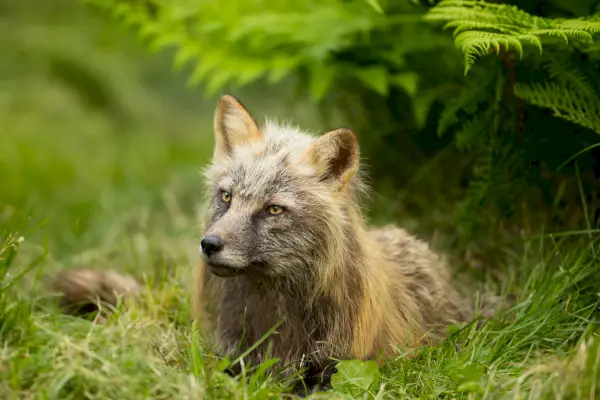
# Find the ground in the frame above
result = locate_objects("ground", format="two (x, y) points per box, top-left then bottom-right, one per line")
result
(1, 2), (599, 399)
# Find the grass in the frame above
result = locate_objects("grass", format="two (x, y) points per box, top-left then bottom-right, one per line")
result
(2, 1), (600, 399)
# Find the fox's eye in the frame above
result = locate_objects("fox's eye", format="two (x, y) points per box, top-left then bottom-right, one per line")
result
(221, 190), (232, 203)
(267, 205), (284, 215)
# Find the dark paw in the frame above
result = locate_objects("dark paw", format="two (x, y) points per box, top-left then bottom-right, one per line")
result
(224, 362), (242, 377)
(291, 364), (336, 397)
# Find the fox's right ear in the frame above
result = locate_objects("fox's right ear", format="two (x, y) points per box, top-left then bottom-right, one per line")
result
(213, 94), (262, 162)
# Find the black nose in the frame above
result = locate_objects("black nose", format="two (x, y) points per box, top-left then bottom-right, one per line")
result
(201, 235), (224, 257)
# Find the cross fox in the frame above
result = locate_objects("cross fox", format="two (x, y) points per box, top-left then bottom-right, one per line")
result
(52, 94), (475, 394)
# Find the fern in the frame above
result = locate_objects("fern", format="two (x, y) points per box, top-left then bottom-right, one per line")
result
(437, 70), (495, 136)
(78, 0), (600, 246)
(83, 0), (392, 97)
(542, 54), (597, 100)
(454, 107), (494, 151)
(455, 139), (494, 239)
(514, 81), (600, 134)
(425, 0), (600, 74)
(428, 1), (600, 135)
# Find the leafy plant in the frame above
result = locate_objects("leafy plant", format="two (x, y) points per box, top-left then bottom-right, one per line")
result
(330, 359), (381, 397)
(425, 0), (600, 74)
(83, 0), (385, 98)
(420, 0), (600, 243)
(80, 0), (600, 253)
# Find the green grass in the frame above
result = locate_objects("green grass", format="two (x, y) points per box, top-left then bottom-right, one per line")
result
(2, 1), (600, 399)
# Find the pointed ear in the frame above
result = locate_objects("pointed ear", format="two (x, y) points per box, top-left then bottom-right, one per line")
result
(213, 94), (262, 161)
(304, 128), (360, 190)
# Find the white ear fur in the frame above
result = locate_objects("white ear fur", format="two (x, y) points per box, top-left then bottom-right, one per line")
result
(213, 94), (262, 162)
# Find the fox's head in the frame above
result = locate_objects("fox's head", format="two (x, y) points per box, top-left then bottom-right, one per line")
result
(200, 95), (365, 279)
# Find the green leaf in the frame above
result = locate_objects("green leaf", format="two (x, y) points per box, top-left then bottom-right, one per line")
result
(308, 63), (337, 101)
(173, 43), (198, 71)
(363, 0), (383, 14)
(457, 380), (485, 394)
(514, 81), (600, 134)
(331, 359), (380, 396)
(452, 362), (486, 383)
(216, 356), (231, 372)
(350, 67), (389, 96)
(413, 90), (438, 129)
(451, 362), (487, 394)
(425, 0), (600, 73)
(391, 71), (419, 97)
(452, 363), (485, 394)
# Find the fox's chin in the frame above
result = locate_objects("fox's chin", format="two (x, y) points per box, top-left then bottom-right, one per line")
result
(207, 262), (245, 278)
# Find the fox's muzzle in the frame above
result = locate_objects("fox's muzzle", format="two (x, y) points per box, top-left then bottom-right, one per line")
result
(200, 235), (224, 257)
(199, 233), (248, 277)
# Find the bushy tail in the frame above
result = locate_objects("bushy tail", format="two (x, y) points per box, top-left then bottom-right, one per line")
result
(50, 268), (143, 316)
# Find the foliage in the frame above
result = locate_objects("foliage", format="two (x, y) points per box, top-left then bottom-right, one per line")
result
(513, 59), (600, 134)
(83, 0), (383, 97)
(81, 0), (457, 125)
(330, 359), (381, 397)
(78, 0), (600, 252)
(425, 0), (600, 74)
(420, 1), (600, 242)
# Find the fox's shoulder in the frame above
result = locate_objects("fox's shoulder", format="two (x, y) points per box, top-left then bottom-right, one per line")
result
(369, 224), (453, 285)
(370, 225), (437, 261)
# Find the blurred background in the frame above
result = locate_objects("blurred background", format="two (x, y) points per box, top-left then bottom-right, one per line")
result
(2, 0), (600, 286)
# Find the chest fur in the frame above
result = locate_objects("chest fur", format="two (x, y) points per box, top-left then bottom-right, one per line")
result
(215, 278), (328, 366)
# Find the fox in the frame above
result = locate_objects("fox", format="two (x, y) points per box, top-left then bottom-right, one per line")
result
(51, 94), (478, 394)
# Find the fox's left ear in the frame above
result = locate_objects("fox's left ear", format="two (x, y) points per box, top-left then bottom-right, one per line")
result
(213, 94), (262, 162)
(304, 128), (360, 191)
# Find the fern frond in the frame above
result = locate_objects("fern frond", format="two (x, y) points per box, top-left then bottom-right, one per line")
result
(82, 0), (388, 96)
(542, 55), (597, 100)
(455, 140), (494, 238)
(445, 20), (522, 36)
(426, 2), (540, 28)
(454, 31), (538, 72)
(425, 0), (600, 74)
(437, 71), (496, 135)
(454, 108), (494, 151)
(556, 18), (600, 35)
(514, 82), (600, 134)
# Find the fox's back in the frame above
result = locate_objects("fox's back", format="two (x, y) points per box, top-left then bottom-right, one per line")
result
(370, 225), (471, 343)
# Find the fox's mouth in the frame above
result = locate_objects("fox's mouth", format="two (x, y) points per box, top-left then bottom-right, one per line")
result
(207, 262), (244, 278)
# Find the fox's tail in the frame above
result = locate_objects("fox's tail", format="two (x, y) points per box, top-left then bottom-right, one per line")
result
(50, 268), (143, 316)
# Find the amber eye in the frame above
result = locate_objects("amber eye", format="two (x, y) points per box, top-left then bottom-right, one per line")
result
(221, 190), (232, 203)
(267, 205), (283, 215)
